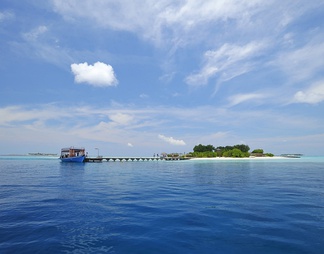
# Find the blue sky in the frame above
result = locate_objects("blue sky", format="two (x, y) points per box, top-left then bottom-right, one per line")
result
(1, 0), (324, 156)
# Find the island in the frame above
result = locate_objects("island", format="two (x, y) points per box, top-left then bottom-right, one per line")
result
(166, 144), (274, 159)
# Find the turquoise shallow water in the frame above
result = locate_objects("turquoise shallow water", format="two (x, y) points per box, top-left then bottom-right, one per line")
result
(0, 156), (324, 253)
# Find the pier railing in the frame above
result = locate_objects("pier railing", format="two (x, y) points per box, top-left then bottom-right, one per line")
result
(84, 156), (190, 162)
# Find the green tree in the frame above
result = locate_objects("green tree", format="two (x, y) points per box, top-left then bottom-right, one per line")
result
(234, 144), (250, 153)
(205, 144), (215, 152)
(192, 144), (251, 158)
(232, 148), (243, 157)
(252, 149), (264, 154)
(193, 144), (215, 153)
(222, 150), (231, 157)
(193, 144), (204, 152)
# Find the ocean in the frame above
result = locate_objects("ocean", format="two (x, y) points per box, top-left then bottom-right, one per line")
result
(0, 156), (324, 253)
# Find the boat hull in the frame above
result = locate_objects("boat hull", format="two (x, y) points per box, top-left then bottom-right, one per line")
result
(60, 155), (85, 163)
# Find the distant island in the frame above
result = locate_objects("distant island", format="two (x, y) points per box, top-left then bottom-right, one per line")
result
(167, 144), (274, 158)
(28, 153), (58, 156)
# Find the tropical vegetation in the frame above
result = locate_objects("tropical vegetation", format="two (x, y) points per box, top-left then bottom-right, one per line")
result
(186, 144), (274, 158)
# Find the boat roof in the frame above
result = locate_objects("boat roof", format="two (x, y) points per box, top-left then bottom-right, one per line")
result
(61, 147), (85, 152)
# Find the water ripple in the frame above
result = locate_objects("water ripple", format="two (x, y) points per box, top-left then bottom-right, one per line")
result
(1, 158), (324, 253)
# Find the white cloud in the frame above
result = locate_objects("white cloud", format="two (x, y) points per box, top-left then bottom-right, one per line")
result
(54, 0), (304, 49)
(71, 62), (118, 87)
(158, 134), (186, 146)
(0, 10), (14, 22)
(0, 105), (70, 126)
(127, 143), (134, 147)
(22, 26), (48, 41)
(140, 93), (149, 99)
(1, 103), (323, 155)
(109, 113), (133, 125)
(12, 25), (74, 67)
(50, 0), (322, 90)
(228, 93), (266, 106)
(275, 41), (324, 83)
(293, 81), (324, 104)
(52, 0), (168, 44)
(51, 1), (316, 51)
(51, 0), (274, 47)
(185, 41), (268, 87)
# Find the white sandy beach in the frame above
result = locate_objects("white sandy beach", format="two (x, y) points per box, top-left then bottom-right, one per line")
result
(190, 156), (286, 160)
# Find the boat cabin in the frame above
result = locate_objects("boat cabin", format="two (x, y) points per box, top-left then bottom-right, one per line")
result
(60, 147), (85, 158)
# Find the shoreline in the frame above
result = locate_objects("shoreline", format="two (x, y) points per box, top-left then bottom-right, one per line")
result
(190, 156), (286, 160)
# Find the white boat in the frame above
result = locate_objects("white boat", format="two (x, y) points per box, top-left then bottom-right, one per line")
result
(281, 154), (302, 158)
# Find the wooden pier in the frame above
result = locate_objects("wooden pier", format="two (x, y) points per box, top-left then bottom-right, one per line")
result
(84, 156), (190, 162)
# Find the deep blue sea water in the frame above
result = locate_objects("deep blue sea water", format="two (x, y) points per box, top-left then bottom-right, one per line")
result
(1, 156), (324, 254)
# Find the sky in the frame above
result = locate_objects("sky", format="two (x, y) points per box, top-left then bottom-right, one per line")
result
(1, 0), (324, 156)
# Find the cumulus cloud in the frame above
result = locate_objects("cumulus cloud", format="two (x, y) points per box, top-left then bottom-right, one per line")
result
(293, 81), (324, 104)
(158, 134), (186, 146)
(71, 62), (118, 87)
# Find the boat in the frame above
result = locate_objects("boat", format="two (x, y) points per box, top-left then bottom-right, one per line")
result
(60, 147), (86, 162)
(280, 154), (303, 158)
